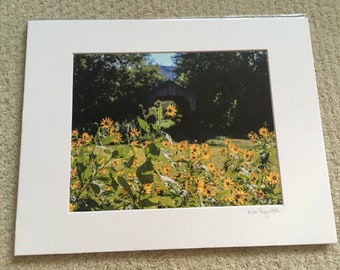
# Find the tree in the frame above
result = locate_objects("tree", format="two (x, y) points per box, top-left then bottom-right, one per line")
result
(174, 51), (273, 137)
(72, 54), (164, 132)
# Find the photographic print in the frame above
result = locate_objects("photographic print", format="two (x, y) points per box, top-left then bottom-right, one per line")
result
(15, 17), (336, 255)
(70, 51), (282, 212)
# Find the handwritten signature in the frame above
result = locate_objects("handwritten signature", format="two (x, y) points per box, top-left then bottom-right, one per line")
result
(247, 207), (281, 219)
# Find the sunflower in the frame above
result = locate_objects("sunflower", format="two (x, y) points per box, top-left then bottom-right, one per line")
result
(98, 168), (108, 175)
(162, 140), (170, 148)
(196, 178), (204, 194)
(259, 127), (269, 137)
(143, 183), (153, 194)
(70, 167), (77, 178)
(153, 185), (162, 195)
(130, 141), (139, 147)
(257, 189), (265, 199)
(165, 104), (177, 117)
(223, 177), (234, 189)
(247, 132), (257, 143)
(243, 150), (255, 161)
(190, 154), (198, 162)
(100, 117), (113, 129)
(202, 149), (211, 160)
(233, 189), (247, 205)
(190, 144), (200, 156)
(224, 138), (231, 145)
(130, 128), (140, 137)
(111, 132), (122, 144)
(203, 183), (215, 197)
(143, 140), (152, 148)
(162, 165), (172, 177)
(69, 203), (76, 212)
(201, 143), (209, 151)
(81, 132), (93, 144)
(177, 141), (188, 151)
(225, 194), (235, 204)
(70, 182), (79, 190)
(109, 126), (115, 135)
(72, 129), (79, 138)
(112, 159), (119, 166)
(207, 162), (216, 173)
(132, 157), (139, 168)
(266, 171), (280, 185)
(229, 144), (239, 154)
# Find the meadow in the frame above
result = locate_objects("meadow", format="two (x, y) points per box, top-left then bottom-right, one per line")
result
(69, 101), (282, 211)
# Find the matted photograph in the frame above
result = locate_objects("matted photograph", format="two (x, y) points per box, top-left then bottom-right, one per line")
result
(70, 51), (282, 212)
(15, 17), (337, 255)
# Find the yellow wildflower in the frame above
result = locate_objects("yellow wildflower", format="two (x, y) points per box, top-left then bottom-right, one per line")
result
(207, 162), (215, 173)
(259, 127), (269, 137)
(130, 128), (140, 137)
(223, 177), (234, 189)
(143, 140), (152, 148)
(190, 144), (200, 156)
(143, 183), (153, 194)
(81, 132), (93, 144)
(202, 149), (211, 160)
(233, 189), (247, 206)
(266, 171), (280, 185)
(196, 178), (204, 194)
(165, 104), (177, 117)
(203, 183), (215, 197)
(229, 144), (239, 154)
(111, 132), (122, 143)
(243, 150), (255, 161)
(72, 129), (79, 137)
(257, 189), (265, 199)
(177, 141), (188, 151)
(100, 117), (113, 129)
(69, 203), (76, 212)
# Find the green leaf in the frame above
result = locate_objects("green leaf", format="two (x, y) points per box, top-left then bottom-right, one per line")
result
(273, 185), (281, 195)
(159, 119), (174, 129)
(136, 160), (154, 184)
(159, 196), (176, 207)
(102, 136), (114, 145)
(139, 197), (159, 207)
(111, 150), (119, 158)
(137, 116), (150, 132)
(96, 175), (111, 184)
(104, 149), (111, 154)
(76, 148), (88, 164)
(83, 167), (92, 180)
(215, 190), (232, 201)
(125, 155), (135, 168)
(76, 162), (86, 181)
(90, 183), (101, 194)
(145, 143), (160, 159)
(117, 147), (129, 158)
(111, 178), (119, 190)
(117, 176), (134, 199)
(157, 105), (163, 121)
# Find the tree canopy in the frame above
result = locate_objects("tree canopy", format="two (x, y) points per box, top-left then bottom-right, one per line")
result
(72, 51), (274, 138)
(72, 54), (164, 131)
(174, 51), (273, 136)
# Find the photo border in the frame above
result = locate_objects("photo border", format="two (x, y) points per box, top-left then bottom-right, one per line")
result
(15, 17), (337, 255)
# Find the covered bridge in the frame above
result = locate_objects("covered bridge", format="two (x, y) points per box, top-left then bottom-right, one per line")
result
(147, 81), (196, 122)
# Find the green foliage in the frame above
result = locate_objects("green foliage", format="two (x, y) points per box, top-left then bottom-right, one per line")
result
(69, 102), (282, 212)
(174, 51), (273, 135)
(72, 54), (164, 132)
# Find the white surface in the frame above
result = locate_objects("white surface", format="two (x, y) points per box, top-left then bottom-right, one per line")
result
(15, 17), (337, 255)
